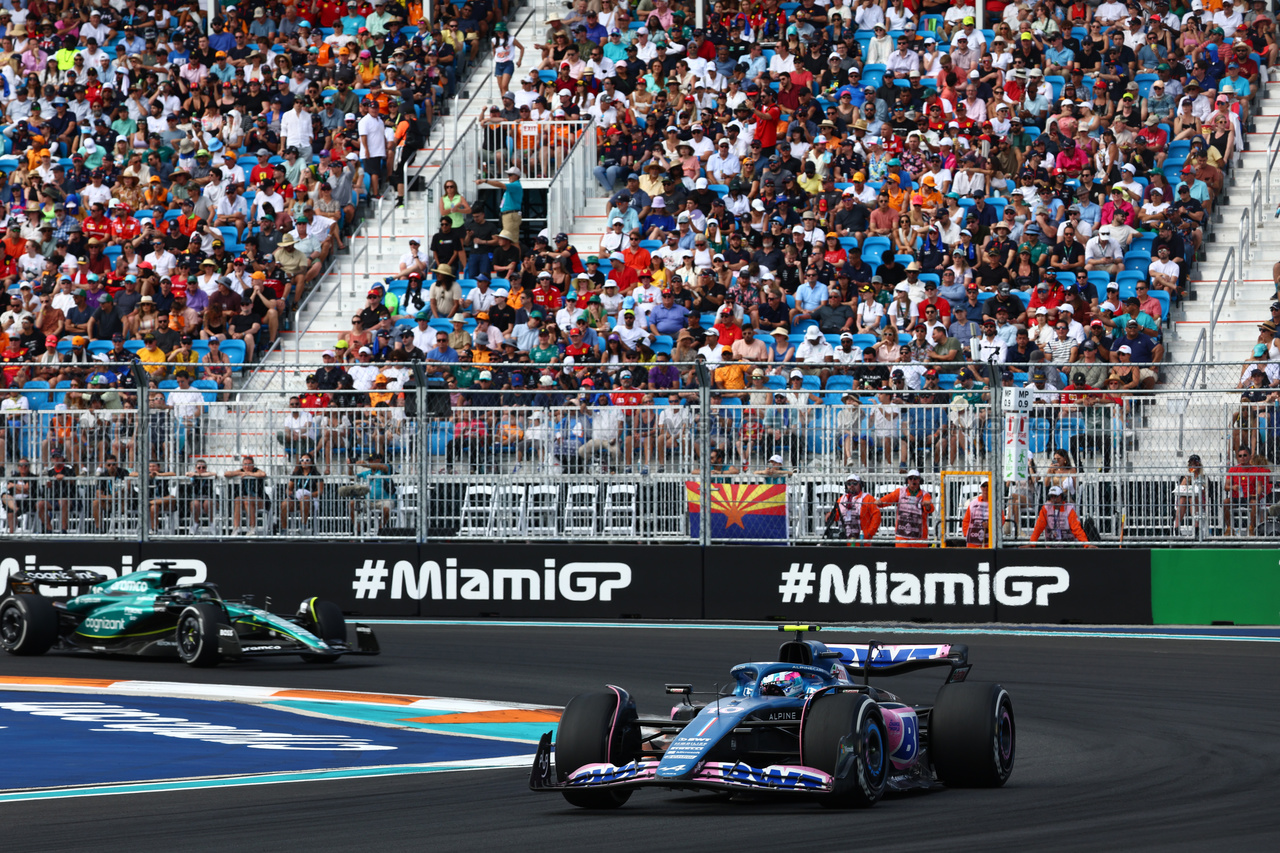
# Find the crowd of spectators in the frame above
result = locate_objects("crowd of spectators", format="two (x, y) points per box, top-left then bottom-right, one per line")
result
(390, 0), (1265, 436)
(0, 0), (516, 532)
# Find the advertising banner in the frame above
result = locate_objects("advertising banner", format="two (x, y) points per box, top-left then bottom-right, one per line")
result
(704, 547), (1152, 624)
(139, 542), (704, 619)
(1151, 549), (1280, 625)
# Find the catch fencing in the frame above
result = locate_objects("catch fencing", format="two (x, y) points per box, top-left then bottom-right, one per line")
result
(3, 361), (1279, 546)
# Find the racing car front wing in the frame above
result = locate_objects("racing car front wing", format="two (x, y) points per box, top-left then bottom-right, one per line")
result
(528, 733), (834, 795)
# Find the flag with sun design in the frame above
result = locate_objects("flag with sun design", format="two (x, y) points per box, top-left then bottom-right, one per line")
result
(686, 482), (788, 541)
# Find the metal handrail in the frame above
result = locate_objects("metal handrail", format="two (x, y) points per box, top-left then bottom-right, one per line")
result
(1265, 112), (1280, 211)
(1206, 246), (1237, 364)
(1182, 328), (1208, 389)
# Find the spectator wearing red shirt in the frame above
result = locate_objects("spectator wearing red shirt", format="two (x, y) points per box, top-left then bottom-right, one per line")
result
(1225, 446), (1273, 536)
(299, 373), (332, 409)
(109, 206), (141, 246)
(1054, 138), (1089, 175)
(606, 253), (638, 290)
(1028, 275), (1066, 313)
(751, 89), (781, 156)
(1100, 187), (1137, 229)
(531, 279), (562, 314)
(1137, 115), (1168, 157)
(917, 281), (952, 322)
(82, 206), (112, 243)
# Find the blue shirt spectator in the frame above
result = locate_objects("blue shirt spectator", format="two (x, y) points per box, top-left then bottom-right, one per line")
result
(648, 301), (691, 335)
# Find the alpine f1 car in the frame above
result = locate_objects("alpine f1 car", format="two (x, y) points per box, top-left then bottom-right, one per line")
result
(530, 626), (1013, 808)
(0, 563), (379, 668)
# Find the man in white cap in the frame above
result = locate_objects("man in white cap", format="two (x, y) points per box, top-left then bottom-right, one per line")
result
(877, 469), (935, 547)
(1028, 485), (1093, 546)
(825, 473), (881, 541)
(1084, 225), (1124, 276)
(349, 346), (380, 391)
(796, 325), (835, 387)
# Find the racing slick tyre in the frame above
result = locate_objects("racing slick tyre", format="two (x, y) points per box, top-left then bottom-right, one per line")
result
(0, 595), (58, 656)
(929, 681), (1015, 788)
(298, 597), (345, 663)
(175, 603), (223, 668)
(555, 689), (640, 809)
(802, 692), (888, 808)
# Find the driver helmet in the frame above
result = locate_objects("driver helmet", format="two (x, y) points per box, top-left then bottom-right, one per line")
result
(760, 670), (806, 697)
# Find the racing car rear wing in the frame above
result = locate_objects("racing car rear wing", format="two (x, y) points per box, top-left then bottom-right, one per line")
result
(829, 642), (971, 681)
(5, 568), (108, 595)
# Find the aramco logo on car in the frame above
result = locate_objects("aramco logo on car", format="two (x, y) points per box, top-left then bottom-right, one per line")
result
(352, 559), (632, 602)
(777, 562), (1070, 607)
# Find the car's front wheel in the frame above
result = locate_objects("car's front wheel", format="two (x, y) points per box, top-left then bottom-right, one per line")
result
(802, 691), (888, 808)
(175, 603), (222, 668)
(298, 597), (346, 664)
(0, 595), (58, 656)
(555, 689), (640, 809)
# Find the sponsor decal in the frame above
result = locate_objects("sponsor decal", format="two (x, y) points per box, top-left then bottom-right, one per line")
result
(699, 762), (831, 791)
(761, 710), (799, 721)
(0, 702), (395, 751)
(352, 558), (632, 603)
(778, 561), (1069, 607)
(110, 580), (153, 594)
(240, 645), (285, 652)
(80, 617), (126, 633)
(836, 644), (951, 665)
(566, 760), (657, 786)
(218, 629), (235, 638)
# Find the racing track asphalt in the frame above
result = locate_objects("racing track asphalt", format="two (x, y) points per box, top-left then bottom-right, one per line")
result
(2, 624), (1278, 853)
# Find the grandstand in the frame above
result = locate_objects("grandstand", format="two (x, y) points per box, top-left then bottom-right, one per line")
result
(4, 1), (1280, 546)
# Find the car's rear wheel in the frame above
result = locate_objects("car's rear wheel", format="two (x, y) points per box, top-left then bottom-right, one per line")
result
(930, 682), (1015, 788)
(298, 597), (345, 663)
(555, 689), (640, 809)
(175, 603), (222, 668)
(0, 595), (58, 656)
(802, 691), (888, 808)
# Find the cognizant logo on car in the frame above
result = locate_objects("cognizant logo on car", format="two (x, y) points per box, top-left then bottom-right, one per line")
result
(81, 617), (127, 633)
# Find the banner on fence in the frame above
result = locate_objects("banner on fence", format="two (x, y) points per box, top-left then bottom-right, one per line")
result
(703, 546), (1153, 624)
(1, 542), (1159, 624)
(686, 482), (788, 541)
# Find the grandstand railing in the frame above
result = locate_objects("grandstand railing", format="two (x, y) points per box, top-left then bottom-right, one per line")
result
(546, 120), (598, 241)
(1265, 112), (1280, 212)
(1207, 247), (1238, 365)
(481, 119), (594, 184)
(6, 362), (1280, 546)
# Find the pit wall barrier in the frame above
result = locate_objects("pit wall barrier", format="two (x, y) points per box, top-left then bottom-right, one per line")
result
(1, 543), (1275, 626)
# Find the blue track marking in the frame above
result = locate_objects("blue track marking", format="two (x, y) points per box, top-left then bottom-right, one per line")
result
(0, 692), (535, 793)
(363, 619), (1280, 643)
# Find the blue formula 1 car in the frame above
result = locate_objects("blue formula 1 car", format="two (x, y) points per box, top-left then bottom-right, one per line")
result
(530, 626), (1014, 809)
(0, 563), (379, 668)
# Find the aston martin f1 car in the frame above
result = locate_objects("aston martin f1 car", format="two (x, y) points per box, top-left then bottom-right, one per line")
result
(530, 626), (1013, 808)
(0, 563), (379, 667)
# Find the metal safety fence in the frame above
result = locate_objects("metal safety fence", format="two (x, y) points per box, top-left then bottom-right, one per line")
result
(478, 119), (594, 184)
(4, 361), (1280, 546)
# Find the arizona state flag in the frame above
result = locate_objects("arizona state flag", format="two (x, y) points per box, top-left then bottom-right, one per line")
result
(686, 482), (788, 541)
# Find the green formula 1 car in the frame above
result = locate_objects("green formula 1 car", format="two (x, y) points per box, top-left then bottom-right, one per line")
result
(0, 562), (379, 667)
